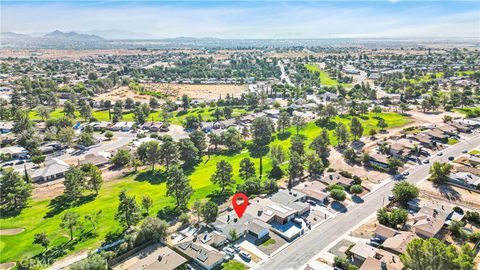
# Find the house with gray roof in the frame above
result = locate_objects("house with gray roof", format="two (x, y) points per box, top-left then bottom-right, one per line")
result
(29, 158), (70, 182)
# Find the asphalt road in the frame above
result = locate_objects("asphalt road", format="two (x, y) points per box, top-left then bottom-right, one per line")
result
(259, 134), (480, 270)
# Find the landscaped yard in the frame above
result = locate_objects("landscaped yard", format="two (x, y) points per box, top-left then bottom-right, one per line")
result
(454, 107), (480, 118)
(170, 107), (251, 125)
(28, 108), (162, 122)
(305, 64), (352, 88)
(0, 112), (411, 264)
(222, 260), (248, 270)
(261, 238), (276, 246)
(469, 150), (480, 155)
(447, 138), (459, 145)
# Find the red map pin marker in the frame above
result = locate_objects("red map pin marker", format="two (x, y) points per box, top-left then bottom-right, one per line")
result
(232, 193), (248, 218)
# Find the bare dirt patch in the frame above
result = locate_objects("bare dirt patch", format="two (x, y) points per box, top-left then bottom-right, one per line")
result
(145, 83), (248, 100)
(418, 181), (480, 211)
(328, 148), (389, 185)
(0, 228), (24, 235)
(0, 262), (16, 270)
(94, 86), (151, 103)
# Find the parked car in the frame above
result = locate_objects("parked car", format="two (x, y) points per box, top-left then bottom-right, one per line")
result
(369, 241), (381, 247)
(371, 237), (383, 243)
(224, 247), (235, 256)
(388, 195), (395, 201)
(232, 244), (241, 252)
(437, 152), (443, 156)
(239, 251), (251, 261)
(402, 171), (409, 176)
(448, 156), (454, 161)
(462, 150), (468, 154)
(423, 159), (430, 164)
(306, 199), (316, 205)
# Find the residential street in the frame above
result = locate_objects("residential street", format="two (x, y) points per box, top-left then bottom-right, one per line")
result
(258, 134), (480, 270)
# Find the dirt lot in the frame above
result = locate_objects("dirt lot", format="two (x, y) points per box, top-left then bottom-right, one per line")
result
(418, 181), (480, 211)
(327, 148), (389, 186)
(145, 83), (248, 100)
(93, 86), (151, 103)
(350, 218), (377, 239)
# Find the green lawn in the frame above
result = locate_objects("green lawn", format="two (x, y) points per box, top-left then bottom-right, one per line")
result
(261, 238), (276, 246)
(28, 108), (163, 123)
(0, 112), (411, 264)
(170, 107), (250, 125)
(305, 64), (352, 88)
(222, 260), (247, 270)
(469, 150), (480, 155)
(447, 138), (459, 145)
(454, 107), (480, 118)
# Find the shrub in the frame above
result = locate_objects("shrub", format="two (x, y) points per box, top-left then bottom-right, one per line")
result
(453, 206), (464, 214)
(339, 171), (353, 178)
(330, 189), (346, 201)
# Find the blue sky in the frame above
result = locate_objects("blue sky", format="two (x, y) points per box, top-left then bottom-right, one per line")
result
(1, 1), (479, 38)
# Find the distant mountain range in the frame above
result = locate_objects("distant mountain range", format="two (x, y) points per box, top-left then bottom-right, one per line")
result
(43, 30), (104, 41)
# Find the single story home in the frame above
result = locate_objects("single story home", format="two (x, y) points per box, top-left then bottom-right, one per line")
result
(29, 158), (70, 182)
(382, 232), (417, 255)
(1, 146), (29, 159)
(350, 242), (378, 263)
(79, 153), (110, 167)
(123, 245), (187, 270)
(0, 121), (13, 134)
(175, 238), (224, 270)
(373, 224), (398, 241)
(248, 219), (270, 240)
(320, 172), (355, 188)
(448, 172), (480, 190)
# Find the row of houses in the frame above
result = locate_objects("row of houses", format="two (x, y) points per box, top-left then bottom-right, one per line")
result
(352, 199), (462, 270)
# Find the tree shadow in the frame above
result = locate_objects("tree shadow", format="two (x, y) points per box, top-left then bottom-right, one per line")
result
(277, 131), (291, 141)
(315, 119), (338, 130)
(134, 170), (167, 185)
(330, 201), (348, 213)
(359, 115), (369, 120)
(44, 194), (97, 218)
(247, 145), (269, 159)
(104, 230), (124, 245)
(207, 189), (233, 205)
(351, 195), (364, 204)
(157, 205), (183, 221)
(433, 183), (461, 201)
(0, 207), (23, 219)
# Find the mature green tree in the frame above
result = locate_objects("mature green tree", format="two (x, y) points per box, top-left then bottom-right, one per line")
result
(61, 212), (82, 241)
(111, 149), (131, 167)
(79, 103), (92, 121)
(239, 158), (256, 181)
(12, 109), (34, 134)
(178, 138), (199, 167)
(159, 140), (179, 171)
(141, 141), (161, 171)
(191, 199), (203, 223)
(290, 135), (305, 156)
(189, 130), (207, 155)
(349, 184), (363, 196)
(135, 216), (169, 244)
(251, 117), (273, 178)
(78, 131), (95, 147)
(184, 115), (201, 130)
(429, 162), (453, 183)
(236, 177), (262, 196)
(388, 157), (404, 173)
(288, 151), (304, 189)
(377, 118), (388, 131)
(0, 169), (32, 212)
(84, 210), (102, 231)
(377, 207), (408, 229)
(307, 154), (324, 177)
(71, 253), (107, 270)
(210, 160), (234, 193)
(33, 232), (50, 251)
(221, 127), (244, 151)
(112, 106), (123, 123)
(182, 94), (190, 111)
(292, 115), (306, 135)
(310, 130), (330, 158)
(63, 167), (85, 200)
(335, 123), (350, 146)
(392, 182), (419, 206)
(330, 189), (346, 202)
(401, 238), (474, 270)
(37, 106), (52, 121)
(141, 195), (153, 215)
(201, 201), (218, 224)
(350, 117), (364, 140)
(115, 190), (142, 230)
(166, 166), (193, 209)
(80, 163), (103, 195)
(64, 101), (76, 118)
(277, 111), (291, 134)
(343, 147), (357, 162)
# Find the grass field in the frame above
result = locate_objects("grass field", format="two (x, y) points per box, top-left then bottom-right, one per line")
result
(28, 107), (249, 126)
(447, 138), (459, 145)
(0, 112), (411, 264)
(28, 108), (163, 123)
(305, 64), (352, 88)
(453, 107), (480, 118)
(221, 260), (248, 270)
(170, 107), (250, 125)
(468, 150), (480, 155)
(261, 238), (276, 246)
